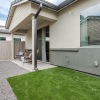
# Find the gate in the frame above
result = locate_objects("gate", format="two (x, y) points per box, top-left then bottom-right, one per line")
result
(14, 41), (25, 58)
(0, 41), (25, 60)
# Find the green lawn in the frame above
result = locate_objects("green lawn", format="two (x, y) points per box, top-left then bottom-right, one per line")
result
(8, 67), (100, 100)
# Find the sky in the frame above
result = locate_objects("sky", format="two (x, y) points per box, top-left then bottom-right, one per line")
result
(0, 0), (14, 26)
(81, 3), (100, 18)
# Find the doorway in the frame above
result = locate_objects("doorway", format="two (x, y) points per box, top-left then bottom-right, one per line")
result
(46, 26), (49, 62)
(37, 26), (50, 62)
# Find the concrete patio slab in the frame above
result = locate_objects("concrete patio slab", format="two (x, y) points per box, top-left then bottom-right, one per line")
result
(12, 60), (56, 72)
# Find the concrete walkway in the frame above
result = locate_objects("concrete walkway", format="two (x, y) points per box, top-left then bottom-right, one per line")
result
(0, 61), (29, 100)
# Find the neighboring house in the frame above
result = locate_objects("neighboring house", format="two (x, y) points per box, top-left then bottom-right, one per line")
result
(0, 26), (25, 41)
(6, 0), (100, 75)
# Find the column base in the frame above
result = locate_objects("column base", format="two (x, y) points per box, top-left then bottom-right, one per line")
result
(34, 67), (38, 71)
(11, 58), (14, 60)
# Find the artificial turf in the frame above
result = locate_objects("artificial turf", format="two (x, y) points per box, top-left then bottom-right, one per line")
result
(8, 67), (100, 100)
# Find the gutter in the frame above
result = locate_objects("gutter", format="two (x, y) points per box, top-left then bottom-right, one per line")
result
(30, 0), (57, 11)
(6, 0), (78, 29)
(30, 0), (78, 12)
(35, 3), (42, 18)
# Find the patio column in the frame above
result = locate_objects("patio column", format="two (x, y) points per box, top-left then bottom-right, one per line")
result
(11, 33), (14, 59)
(42, 28), (46, 62)
(32, 3), (42, 70)
(32, 16), (38, 70)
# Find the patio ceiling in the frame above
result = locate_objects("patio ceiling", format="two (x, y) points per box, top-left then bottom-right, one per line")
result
(14, 18), (50, 34)
(18, 19), (46, 30)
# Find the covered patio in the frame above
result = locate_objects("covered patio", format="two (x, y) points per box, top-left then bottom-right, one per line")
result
(6, 0), (57, 70)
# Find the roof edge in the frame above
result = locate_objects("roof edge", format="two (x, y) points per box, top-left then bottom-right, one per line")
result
(6, 0), (78, 29)
(6, 0), (29, 29)
(30, 0), (78, 11)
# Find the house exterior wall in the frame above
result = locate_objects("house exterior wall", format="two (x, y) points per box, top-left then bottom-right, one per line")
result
(0, 26), (25, 41)
(9, 2), (31, 32)
(50, 0), (100, 75)
(25, 21), (52, 49)
(8, 2), (58, 32)
(50, 48), (100, 75)
(14, 35), (25, 41)
(25, 28), (32, 49)
(31, 3), (58, 21)
(0, 33), (25, 41)
(38, 21), (51, 30)
(7, 0), (100, 75)
(50, 0), (100, 48)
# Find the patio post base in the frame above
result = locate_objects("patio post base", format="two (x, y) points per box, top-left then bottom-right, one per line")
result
(34, 67), (38, 71)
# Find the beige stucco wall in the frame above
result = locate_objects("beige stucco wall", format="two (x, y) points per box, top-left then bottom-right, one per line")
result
(25, 28), (32, 49)
(25, 20), (52, 49)
(0, 33), (25, 41)
(8, 2), (58, 32)
(50, 0), (100, 48)
(31, 3), (58, 21)
(14, 35), (25, 41)
(26, 0), (100, 49)
(9, 2), (31, 32)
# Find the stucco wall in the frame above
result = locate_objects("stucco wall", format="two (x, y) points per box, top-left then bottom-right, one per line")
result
(50, 47), (100, 75)
(31, 3), (57, 21)
(14, 35), (25, 41)
(25, 28), (32, 49)
(50, 0), (100, 48)
(9, 2), (31, 32)
(0, 33), (25, 41)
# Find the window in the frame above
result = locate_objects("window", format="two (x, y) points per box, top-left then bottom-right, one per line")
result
(80, 4), (100, 46)
(14, 38), (21, 41)
(0, 37), (6, 41)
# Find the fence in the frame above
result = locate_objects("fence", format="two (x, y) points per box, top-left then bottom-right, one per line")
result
(0, 41), (25, 60)
(0, 41), (11, 60)
(14, 41), (25, 57)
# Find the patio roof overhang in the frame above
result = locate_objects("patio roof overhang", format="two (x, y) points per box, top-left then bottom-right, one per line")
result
(6, 1), (58, 33)
(11, 0), (78, 11)
(6, 0), (78, 31)
(30, 0), (78, 11)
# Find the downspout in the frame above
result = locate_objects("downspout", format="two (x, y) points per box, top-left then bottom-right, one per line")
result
(34, 3), (42, 70)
